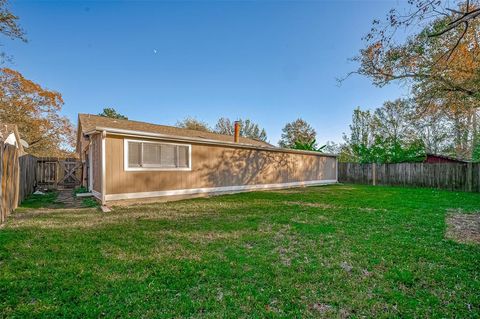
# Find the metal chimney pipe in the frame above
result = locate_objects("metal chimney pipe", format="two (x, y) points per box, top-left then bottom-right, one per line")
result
(234, 121), (240, 143)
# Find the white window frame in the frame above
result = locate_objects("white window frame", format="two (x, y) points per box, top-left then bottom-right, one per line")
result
(124, 138), (192, 172)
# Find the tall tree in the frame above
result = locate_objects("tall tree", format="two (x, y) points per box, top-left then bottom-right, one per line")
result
(411, 108), (452, 155)
(214, 117), (267, 141)
(373, 99), (417, 144)
(472, 137), (480, 162)
(342, 105), (426, 163)
(176, 117), (211, 132)
(0, 68), (74, 157)
(279, 118), (316, 148)
(352, 1), (480, 107)
(349, 1), (480, 158)
(98, 107), (128, 120)
(0, 0), (26, 63)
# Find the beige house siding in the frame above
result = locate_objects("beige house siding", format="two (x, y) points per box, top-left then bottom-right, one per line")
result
(91, 133), (102, 194)
(104, 134), (337, 197)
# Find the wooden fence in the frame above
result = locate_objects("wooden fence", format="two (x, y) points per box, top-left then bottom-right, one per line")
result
(0, 135), (84, 223)
(0, 142), (20, 223)
(0, 142), (41, 224)
(19, 154), (37, 203)
(338, 162), (480, 192)
(37, 157), (81, 189)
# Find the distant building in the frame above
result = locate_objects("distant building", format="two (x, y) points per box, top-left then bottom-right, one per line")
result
(424, 153), (468, 164)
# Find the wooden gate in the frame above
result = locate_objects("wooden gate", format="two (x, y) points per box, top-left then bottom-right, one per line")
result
(37, 157), (82, 189)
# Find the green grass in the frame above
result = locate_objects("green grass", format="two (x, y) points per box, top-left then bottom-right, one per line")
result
(1, 184), (479, 318)
(73, 186), (89, 195)
(81, 197), (99, 208)
(17, 191), (62, 209)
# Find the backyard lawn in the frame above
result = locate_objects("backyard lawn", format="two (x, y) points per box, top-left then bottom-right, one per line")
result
(0, 184), (479, 318)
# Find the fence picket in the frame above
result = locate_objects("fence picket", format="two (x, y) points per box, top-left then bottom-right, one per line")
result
(338, 162), (480, 192)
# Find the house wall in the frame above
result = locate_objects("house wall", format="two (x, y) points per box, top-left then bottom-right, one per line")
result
(104, 134), (337, 200)
(91, 133), (102, 194)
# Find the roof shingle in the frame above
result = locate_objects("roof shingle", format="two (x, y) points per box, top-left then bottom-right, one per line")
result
(78, 114), (272, 147)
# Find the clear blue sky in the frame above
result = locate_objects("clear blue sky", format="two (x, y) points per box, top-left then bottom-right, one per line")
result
(7, 0), (407, 145)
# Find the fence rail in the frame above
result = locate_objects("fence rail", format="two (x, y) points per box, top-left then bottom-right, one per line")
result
(338, 162), (480, 192)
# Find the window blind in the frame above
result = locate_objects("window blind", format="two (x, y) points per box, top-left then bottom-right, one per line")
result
(127, 141), (190, 169)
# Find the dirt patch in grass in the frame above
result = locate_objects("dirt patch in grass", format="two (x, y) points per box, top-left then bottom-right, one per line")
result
(446, 212), (480, 244)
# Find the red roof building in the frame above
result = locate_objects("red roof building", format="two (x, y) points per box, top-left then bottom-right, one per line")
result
(424, 153), (469, 164)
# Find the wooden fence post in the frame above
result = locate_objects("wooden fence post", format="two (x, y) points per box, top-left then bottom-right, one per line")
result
(466, 162), (473, 192)
(372, 163), (376, 186)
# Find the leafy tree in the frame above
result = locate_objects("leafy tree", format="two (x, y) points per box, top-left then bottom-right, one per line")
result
(323, 141), (340, 154)
(345, 1), (480, 159)
(373, 99), (417, 144)
(214, 117), (267, 141)
(0, 68), (74, 157)
(98, 107), (128, 120)
(352, 1), (480, 103)
(411, 107), (453, 155)
(279, 118), (316, 148)
(473, 139), (480, 162)
(0, 0), (26, 63)
(176, 117), (211, 132)
(343, 104), (426, 163)
(292, 139), (326, 152)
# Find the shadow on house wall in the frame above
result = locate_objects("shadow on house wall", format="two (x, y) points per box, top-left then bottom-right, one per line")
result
(199, 148), (330, 188)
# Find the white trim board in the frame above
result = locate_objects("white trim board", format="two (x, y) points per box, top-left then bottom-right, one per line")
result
(92, 190), (102, 201)
(88, 136), (93, 192)
(101, 131), (106, 205)
(105, 179), (338, 201)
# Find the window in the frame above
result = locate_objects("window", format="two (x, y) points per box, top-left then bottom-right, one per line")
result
(125, 139), (191, 171)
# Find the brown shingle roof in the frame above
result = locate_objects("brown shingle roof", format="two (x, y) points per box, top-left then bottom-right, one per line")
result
(78, 114), (273, 147)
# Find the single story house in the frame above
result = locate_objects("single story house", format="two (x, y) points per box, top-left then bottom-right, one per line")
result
(76, 114), (338, 204)
(424, 153), (469, 164)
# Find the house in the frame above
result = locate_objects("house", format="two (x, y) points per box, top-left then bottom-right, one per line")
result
(424, 153), (469, 164)
(0, 124), (27, 155)
(76, 114), (338, 204)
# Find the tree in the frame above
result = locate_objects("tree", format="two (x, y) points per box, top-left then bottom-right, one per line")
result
(98, 107), (128, 120)
(473, 137), (480, 162)
(292, 139), (326, 152)
(347, 0), (480, 159)
(411, 107), (452, 155)
(342, 105), (426, 163)
(373, 99), (416, 145)
(214, 117), (267, 141)
(279, 118), (316, 148)
(0, 0), (26, 63)
(0, 68), (74, 157)
(342, 108), (378, 163)
(176, 117), (211, 132)
(351, 1), (480, 115)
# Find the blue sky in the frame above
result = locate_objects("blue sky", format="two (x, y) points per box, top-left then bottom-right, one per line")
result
(7, 0), (408, 145)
